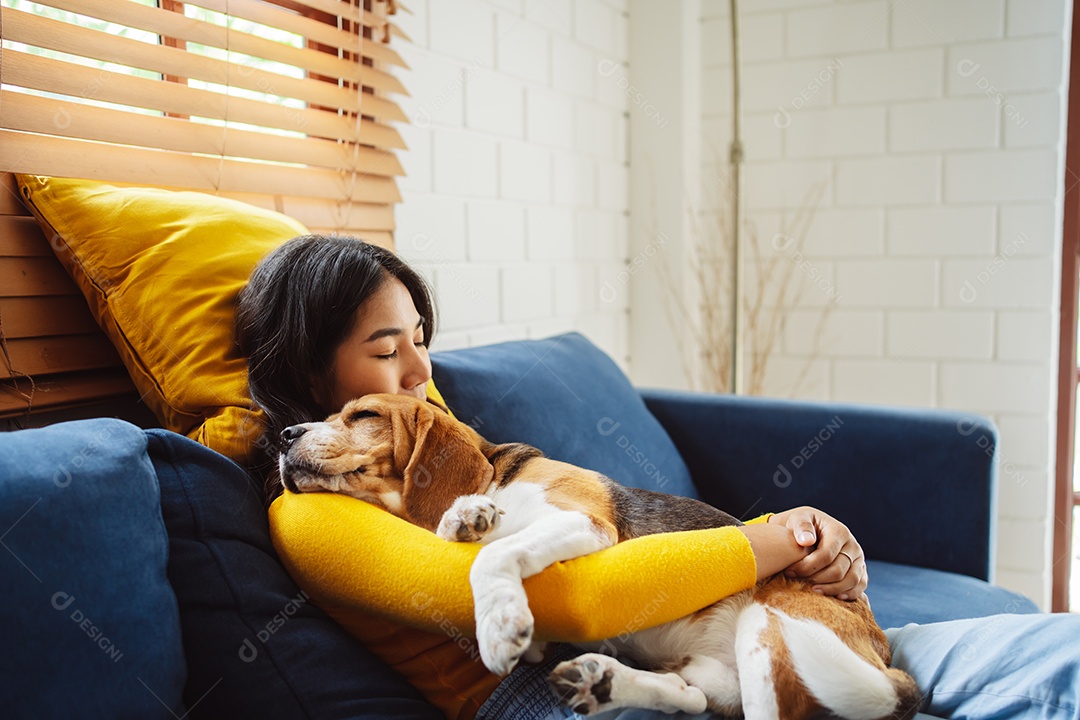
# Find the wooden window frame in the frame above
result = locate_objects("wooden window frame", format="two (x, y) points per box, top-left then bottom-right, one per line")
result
(1053, 0), (1080, 613)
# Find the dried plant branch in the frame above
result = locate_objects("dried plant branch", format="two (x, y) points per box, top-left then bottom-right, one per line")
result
(743, 181), (829, 395)
(653, 173), (830, 397)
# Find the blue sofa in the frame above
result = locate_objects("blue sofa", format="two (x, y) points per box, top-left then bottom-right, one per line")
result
(0, 332), (1038, 719)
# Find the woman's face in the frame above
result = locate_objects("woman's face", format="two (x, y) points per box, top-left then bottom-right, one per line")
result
(313, 276), (432, 413)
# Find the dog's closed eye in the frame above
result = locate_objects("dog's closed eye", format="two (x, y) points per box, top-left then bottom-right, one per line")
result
(347, 409), (381, 423)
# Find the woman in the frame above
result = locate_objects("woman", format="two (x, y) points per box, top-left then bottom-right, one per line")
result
(237, 235), (1078, 720)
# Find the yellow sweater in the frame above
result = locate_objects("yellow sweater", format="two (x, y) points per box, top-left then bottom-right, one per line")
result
(267, 385), (763, 719)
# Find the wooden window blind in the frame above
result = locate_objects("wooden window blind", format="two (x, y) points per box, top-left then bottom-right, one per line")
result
(0, 0), (412, 421)
(0, 172), (138, 420)
(0, 0), (410, 240)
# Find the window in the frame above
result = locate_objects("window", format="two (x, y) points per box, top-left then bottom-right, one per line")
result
(0, 0), (409, 242)
(0, 0), (410, 420)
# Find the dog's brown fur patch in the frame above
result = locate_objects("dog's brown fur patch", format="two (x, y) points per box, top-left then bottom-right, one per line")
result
(755, 576), (890, 673)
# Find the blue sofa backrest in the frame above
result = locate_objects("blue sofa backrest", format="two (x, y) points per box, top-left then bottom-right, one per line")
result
(431, 332), (699, 500)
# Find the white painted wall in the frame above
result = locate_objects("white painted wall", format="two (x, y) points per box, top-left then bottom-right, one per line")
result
(695, 0), (1071, 608)
(391, 0), (1071, 609)
(393, 0), (631, 358)
(626, 0), (701, 390)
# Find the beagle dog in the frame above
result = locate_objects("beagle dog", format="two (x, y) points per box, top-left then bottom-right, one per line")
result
(279, 393), (920, 720)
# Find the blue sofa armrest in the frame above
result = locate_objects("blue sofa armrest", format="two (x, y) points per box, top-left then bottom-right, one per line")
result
(641, 389), (998, 581)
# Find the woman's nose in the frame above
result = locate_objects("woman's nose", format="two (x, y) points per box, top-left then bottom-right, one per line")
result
(402, 346), (431, 389)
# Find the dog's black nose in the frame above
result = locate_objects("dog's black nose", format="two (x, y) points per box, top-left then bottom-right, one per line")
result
(280, 425), (308, 448)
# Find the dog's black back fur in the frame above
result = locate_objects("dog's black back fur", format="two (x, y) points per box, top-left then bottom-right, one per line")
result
(609, 482), (743, 541)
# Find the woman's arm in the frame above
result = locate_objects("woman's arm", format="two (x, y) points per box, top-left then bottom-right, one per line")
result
(268, 492), (804, 643)
(740, 521), (813, 579)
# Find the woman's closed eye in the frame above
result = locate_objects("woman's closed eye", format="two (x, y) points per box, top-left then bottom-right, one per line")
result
(375, 340), (424, 360)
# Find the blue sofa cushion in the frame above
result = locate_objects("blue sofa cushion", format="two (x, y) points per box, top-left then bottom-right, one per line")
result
(148, 429), (442, 720)
(866, 560), (1038, 631)
(0, 419), (185, 719)
(431, 332), (699, 501)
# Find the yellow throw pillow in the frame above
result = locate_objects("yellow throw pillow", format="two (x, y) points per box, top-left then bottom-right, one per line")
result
(16, 174), (308, 464)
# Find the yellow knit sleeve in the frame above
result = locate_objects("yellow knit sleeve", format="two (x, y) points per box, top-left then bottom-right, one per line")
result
(268, 490), (759, 644)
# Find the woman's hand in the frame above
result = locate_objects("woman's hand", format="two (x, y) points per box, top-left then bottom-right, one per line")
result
(768, 506), (867, 600)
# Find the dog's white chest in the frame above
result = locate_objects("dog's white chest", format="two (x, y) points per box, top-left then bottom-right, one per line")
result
(484, 482), (566, 541)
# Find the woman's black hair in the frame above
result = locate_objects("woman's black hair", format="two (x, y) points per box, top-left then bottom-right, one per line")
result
(235, 234), (437, 501)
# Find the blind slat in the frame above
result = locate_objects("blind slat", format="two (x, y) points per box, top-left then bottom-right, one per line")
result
(188, 0), (378, 54)
(0, 216), (56, 256)
(0, 335), (123, 378)
(1, 175), (31, 215)
(208, 191), (397, 234)
(33, 0), (409, 91)
(282, 196), (395, 231)
(1, 129), (403, 204)
(306, 229), (394, 247)
(0, 297), (101, 339)
(0, 255), (79, 296)
(5, 9), (407, 121)
(1, 91), (405, 176)
(0, 368), (137, 418)
(390, 21), (412, 44)
(269, 0), (381, 31)
(2, 52), (406, 149)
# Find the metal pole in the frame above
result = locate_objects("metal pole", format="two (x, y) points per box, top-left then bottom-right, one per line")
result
(729, 0), (744, 394)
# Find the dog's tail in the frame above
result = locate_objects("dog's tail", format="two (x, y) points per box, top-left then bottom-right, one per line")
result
(777, 611), (922, 720)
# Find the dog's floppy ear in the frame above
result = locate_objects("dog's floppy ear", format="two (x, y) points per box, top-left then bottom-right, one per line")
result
(396, 400), (493, 532)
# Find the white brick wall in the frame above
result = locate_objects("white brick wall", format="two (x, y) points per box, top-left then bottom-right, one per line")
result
(891, 0), (1005, 46)
(701, 0), (1070, 607)
(889, 99), (999, 152)
(394, 0), (629, 356)
(390, 0), (1068, 610)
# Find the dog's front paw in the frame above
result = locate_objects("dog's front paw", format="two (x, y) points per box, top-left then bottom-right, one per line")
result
(475, 590), (534, 676)
(437, 495), (502, 543)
